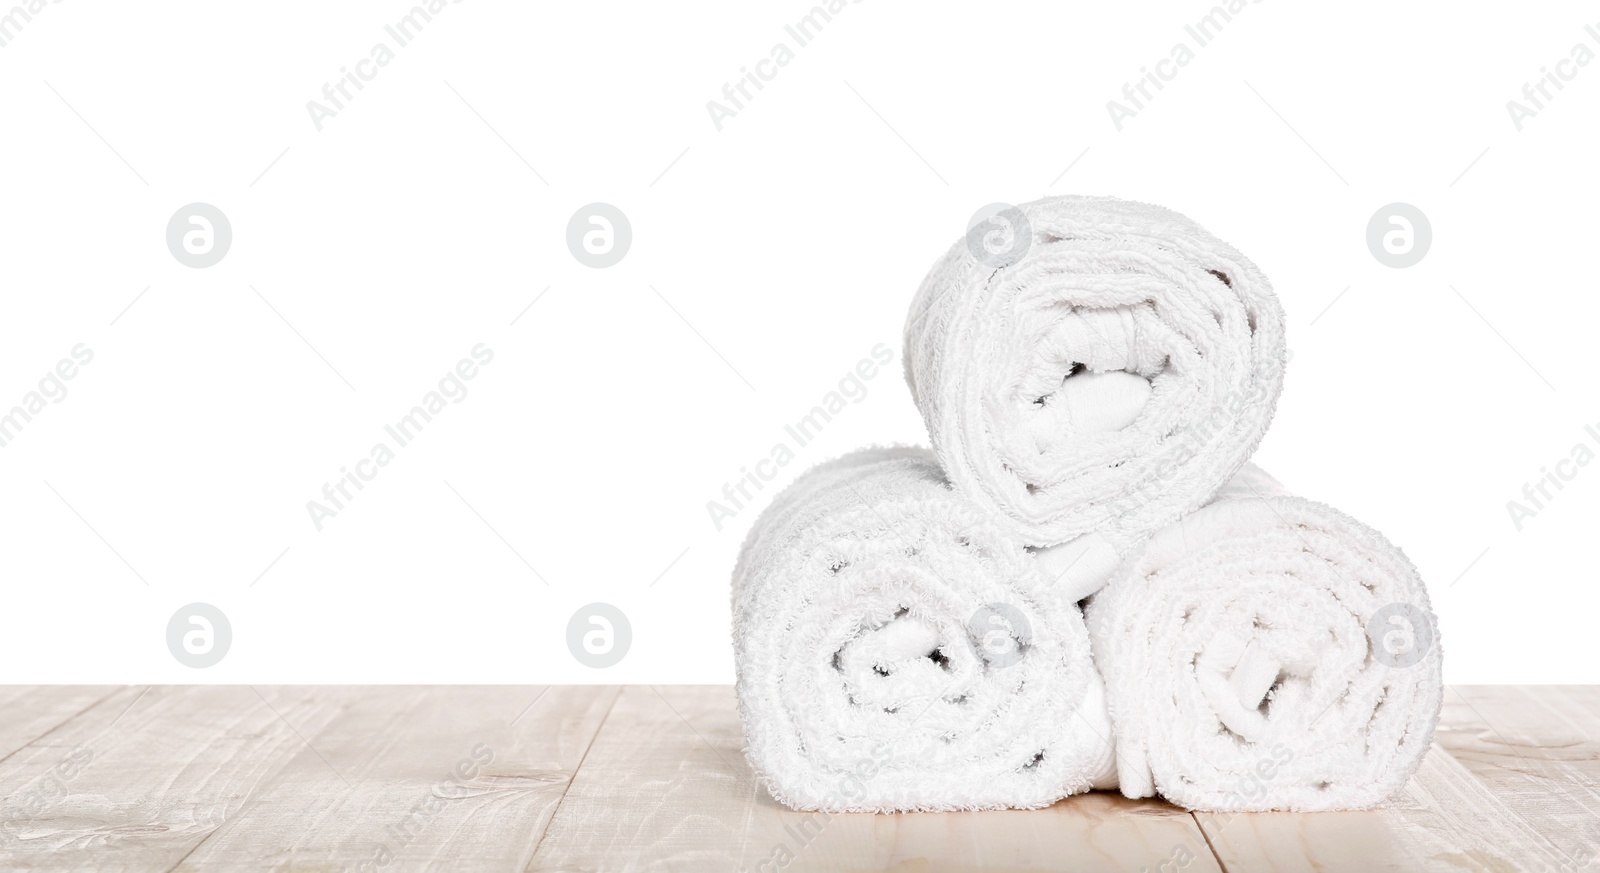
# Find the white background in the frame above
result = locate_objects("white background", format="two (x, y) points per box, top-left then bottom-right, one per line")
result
(2, 0), (1595, 684)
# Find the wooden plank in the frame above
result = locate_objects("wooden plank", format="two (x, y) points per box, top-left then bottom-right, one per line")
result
(0, 686), (120, 763)
(525, 685), (764, 872)
(1194, 687), (1585, 872)
(174, 685), (619, 871)
(7, 685), (1595, 869)
(1433, 686), (1600, 870)
(0, 685), (359, 870)
(528, 685), (1223, 873)
(783, 792), (1224, 873)
(1199, 744), (1576, 872)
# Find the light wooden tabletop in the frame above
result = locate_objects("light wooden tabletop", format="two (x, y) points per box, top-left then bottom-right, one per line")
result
(0, 685), (1593, 871)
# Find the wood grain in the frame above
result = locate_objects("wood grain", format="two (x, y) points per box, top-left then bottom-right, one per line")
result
(0, 685), (360, 870)
(526, 685), (1222, 873)
(0, 686), (119, 763)
(0, 686), (1594, 872)
(1433, 686), (1600, 870)
(1193, 687), (1594, 872)
(1195, 742), (1579, 872)
(174, 686), (618, 871)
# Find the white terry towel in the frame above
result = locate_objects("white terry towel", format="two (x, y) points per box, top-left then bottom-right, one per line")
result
(1085, 464), (1443, 812)
(903, 195), (1286, 581)
(732, 446), (1117, 813)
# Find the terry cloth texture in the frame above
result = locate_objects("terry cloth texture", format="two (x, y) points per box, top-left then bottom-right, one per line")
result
(732, 446), (1117, 812)
(904, 195), (1286, 560)
(1085, 464), (1443, 812)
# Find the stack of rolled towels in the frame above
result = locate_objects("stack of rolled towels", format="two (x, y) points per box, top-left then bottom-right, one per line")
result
(731, 195), (1442, 814)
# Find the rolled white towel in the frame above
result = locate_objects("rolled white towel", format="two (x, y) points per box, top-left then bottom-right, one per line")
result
(1085, 464), (1443, 812)
(732, 446), (1117, 812)
(904, 195), (1286, 574)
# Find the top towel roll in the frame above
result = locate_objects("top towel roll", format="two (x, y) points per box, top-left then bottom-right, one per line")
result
(904, 195), (1287, 551)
